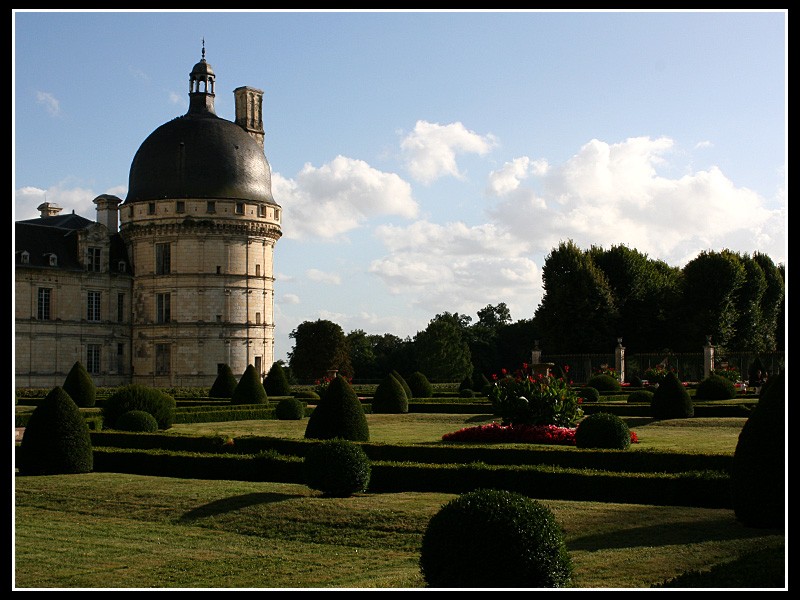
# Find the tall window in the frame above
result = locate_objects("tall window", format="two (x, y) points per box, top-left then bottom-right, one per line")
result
(116, 343), (125, 374)
(87, 291), (101, 322)
(155, 243), (171, 275)
(155, 344), (171, 375)
(37, 288), (51, 320)
(117, 293), (125, 322)
(87, 247), (101, 272)
(156, 293), (171, 324)
(87, 344), (101, 374)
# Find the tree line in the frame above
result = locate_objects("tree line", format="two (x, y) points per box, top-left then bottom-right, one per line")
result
(286, 242), (784, 383)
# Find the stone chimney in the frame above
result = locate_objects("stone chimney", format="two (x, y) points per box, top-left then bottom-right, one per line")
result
(37, 202), (62, 218)
(94, 194), (121, 232)
(234, 86), (265, 149)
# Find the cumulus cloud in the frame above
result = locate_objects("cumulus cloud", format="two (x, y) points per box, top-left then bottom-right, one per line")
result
(14, 181), (100, 221)
(486, 136), (784, 265)
(400, 120), (497, 184)
(487, 157), (549, 196)
(306, 268), (341, 285)
(369, 220), (542, 318)
(273, 155), (418, 240)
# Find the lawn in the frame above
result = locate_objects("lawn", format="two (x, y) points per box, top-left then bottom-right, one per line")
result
(13, 413), (786, 589)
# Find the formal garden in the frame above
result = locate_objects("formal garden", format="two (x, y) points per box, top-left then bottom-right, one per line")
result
(13, 359), (786, 589)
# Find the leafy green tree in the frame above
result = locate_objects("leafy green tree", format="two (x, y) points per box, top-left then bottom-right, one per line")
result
(209, 363), (238, 399)
(413, 313), (473, 381)
(534, 240), (618, 353)
(231, 364), (268, 405)
(466, 303), (512, 380)
(62, 361), (96, 408)
(495, 318), (541, 372)
(346, 329), (378, 380)
(729, 253), (768, 352)
(753, 253), (784, 351)
(19, 386), (93, 475)
(676, 250), (746, 351)
(288, 319), (354, 381)
(263, 361), (292, 396)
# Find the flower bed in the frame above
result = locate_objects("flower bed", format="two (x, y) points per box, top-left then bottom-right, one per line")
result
(442, 422), (639, 446)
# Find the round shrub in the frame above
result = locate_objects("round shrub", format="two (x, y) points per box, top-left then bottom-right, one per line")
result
(579, 386), (600, 403)
(628, 374), (643, 388)
(694, 373), (737, 400)
(732, 374), (785, 529)
(19, 386), (93, 475)
(62, 361), (96, 408)
(419, 488), (572, 588)
(231, 364), (268, 405)
(626, 389), (654, 404)
(371, 374), (409, 414)
(459, 388), (475, 398)
(304, 439), (371, 497)
(275, 397), (306, 420)
(209, 363), (238, 399)
(102, 384), (176, 430)
(116, 410), (159, 432)
(651, 371), (693, 420)
(586, 373), (621, 392)
(575, 412), (631, 450)
(407, 371), (433, 398)
(293, 390), (320, 401)
(304, 375), (370, 442)
(263, 361), (292, 396)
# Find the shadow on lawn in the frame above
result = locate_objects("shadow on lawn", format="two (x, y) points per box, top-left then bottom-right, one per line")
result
(179, 492), (298, 522)
(568, 517), (785, 552)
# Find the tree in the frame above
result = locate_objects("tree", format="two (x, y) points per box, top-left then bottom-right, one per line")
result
(346, 329), (378, 380)
(62, 361), (96, 408)
(752, 253), (784, 352)
(413, 313), (473, 381)
(534, 240), (618, 353)
(288, 319), (353, 381)
(729, 253), (768, 352)
(263, 361), (292, 396)
(676, 250), (746, 351)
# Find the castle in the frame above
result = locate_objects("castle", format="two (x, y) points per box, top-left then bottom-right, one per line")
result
(14, 48), (282, 389)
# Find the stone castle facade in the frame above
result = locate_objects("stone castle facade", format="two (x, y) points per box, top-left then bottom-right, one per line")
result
(15, 49), (282, 389)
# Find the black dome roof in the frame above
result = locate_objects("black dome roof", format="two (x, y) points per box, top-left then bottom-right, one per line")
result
(125, 111), (275, 204)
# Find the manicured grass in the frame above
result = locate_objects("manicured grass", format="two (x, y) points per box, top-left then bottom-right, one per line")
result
(168, 413), (748, 455)
(14, 473), (785, 589)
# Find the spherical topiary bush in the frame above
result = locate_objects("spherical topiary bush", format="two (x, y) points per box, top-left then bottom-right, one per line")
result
(579, 386), (600, 403)
(586, 373), (621, 392)
(263, 361), (292, 397)
(275, 397), (306, 420)
(575, 412), (631, 450)
(209, 363), (238, 399)
(694, 373), (737, 400)
(628, 374), (643, 388)
(62, 361), (96, 408)
(626, 390), (654, 404)
(102, 384), (176, 430)
(419, 488), (573, 588)
(371, 374), (409, 414)
(459, 388), (475, 398)
(304, 375), (370, 442)
(407, 371), (433, 399)
(651, 371), (693, 420)
(19, 386), (93, 475)
(304, 439), (371, 497)
(116, 410), (159, 433)
(731, 374), (785, 529)
(231, 364), (269, 405)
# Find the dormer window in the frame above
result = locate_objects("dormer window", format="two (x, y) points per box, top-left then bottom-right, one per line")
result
(118, 261), (127, 273)
(48, 254), (58, 267)
(20, 251), (30, 264)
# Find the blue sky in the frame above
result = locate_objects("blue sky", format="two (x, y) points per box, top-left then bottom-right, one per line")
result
(13, 9), (787, 363)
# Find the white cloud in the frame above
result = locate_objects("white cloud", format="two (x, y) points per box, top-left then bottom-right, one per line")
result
(273, 155), (418, 240)
(487, 136), (785, 265)
(14, 181), (99, 221)
(369, 220), (541, 318)
(306, 268), (341, 285)
(487, 157), (549, 196)
(35, 92), (60, 116)
(281, 293), (300, 305)
(400, 120), (497, 184)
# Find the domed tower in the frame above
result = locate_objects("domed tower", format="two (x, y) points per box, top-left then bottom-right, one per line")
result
(120, 46), (282, 386)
